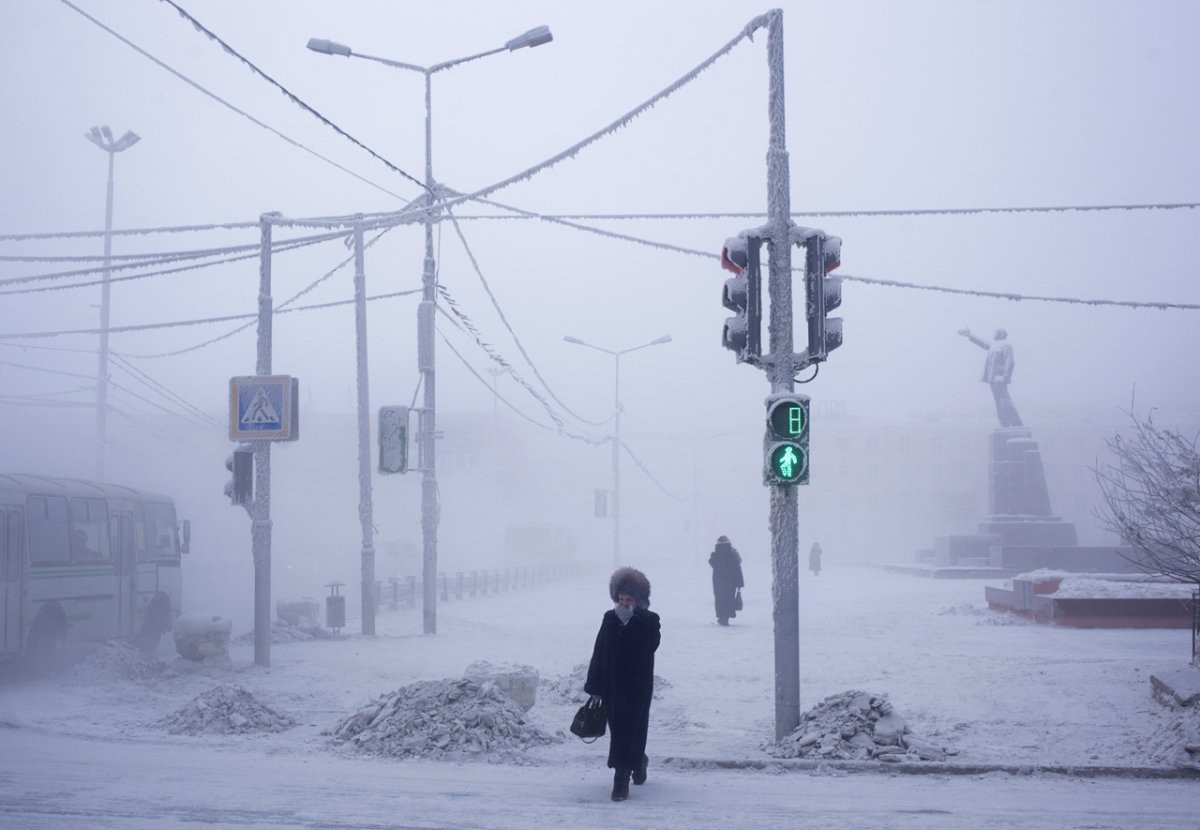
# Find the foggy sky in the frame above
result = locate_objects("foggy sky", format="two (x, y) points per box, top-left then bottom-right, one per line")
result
(1, 0), (1198, 615)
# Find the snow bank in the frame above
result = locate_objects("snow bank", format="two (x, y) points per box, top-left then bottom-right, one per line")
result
(158, 684), (298, 735)
(330, 677), (558, 760)
(69, 642), (165, 685)
(769, 690), (952, 762)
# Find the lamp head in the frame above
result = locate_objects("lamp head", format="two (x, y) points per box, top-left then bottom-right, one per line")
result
(307, 38), (352, 57)
(506, 25), (553, 51)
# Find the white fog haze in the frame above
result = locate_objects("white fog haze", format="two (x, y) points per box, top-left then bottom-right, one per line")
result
(1, 1), (1198, 826)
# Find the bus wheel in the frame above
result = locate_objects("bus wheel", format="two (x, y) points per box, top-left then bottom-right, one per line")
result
(24, 623), (61, 677)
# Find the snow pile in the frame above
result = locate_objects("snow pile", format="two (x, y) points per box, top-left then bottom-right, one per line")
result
(330, 677), (557, 760)
(540, 663), (590, 705)
(1145, 704), (1200, 769)
(770, 690), (951, 762)
(158, 684), (297, 735)
(233, 620), (330, 645)
(70, 642), (165, 684)
(464, 661), (538, 711)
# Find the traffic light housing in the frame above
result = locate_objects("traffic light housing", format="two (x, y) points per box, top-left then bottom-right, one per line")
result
(803, 233), (843, 364)
(224, 445), (254, 505)
(720, 235), (762, 363)
(378, 406), (409, 474)
(764, 394), (810, 485)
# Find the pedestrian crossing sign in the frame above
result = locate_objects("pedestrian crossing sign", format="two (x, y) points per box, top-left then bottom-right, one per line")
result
(229, 375), (298, 441)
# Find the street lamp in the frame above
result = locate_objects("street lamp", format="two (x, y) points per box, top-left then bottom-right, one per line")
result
(307, 26), (553, 635)
(85, 125), (139, 482)
(563, 334), (672, 567)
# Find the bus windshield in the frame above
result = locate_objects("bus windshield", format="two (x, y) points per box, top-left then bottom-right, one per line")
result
(142, 502), (178, 560)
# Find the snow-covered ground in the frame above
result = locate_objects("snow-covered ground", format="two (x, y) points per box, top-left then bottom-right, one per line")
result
(0, 561), (1197, 828)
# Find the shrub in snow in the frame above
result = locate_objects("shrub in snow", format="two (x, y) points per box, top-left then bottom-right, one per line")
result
(158, 684), (297, 735)
(770, 690), (951, 762)
(173, 613), (232, 661)
(330, 677), (557, 760)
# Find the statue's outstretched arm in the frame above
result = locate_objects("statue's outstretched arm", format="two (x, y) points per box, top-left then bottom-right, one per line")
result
(957, 328), (988, 350)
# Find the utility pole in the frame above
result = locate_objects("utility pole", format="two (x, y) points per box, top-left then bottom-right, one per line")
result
(85, 126), (139, 481)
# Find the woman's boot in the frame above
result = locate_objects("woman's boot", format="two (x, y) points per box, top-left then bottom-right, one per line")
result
(632, 754), (648, 785)
(611, 768), (631, 801)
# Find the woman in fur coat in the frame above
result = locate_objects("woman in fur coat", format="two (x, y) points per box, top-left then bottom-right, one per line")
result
(584, 566), (661, 801)
(708, 535), (745, 626)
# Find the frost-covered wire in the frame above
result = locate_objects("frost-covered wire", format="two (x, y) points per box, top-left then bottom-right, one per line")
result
(0, 360), (95, 381)
(110, 354), (225, 429)
(436, 326), (608, 447)
(620, 440), (682, 502)
(0, 220), (259, 243)
(444, 207), (611, 427)
(152, 0), (425, 191)
(118, 227), (399, 358)
(448, 202), (1200, 221)
(56, 0), (414, 199)
(0, 231), (345, 293)
(841, 273), (1200, 311)
(0, 287), (419, 343)
(435, 292), (608, 447)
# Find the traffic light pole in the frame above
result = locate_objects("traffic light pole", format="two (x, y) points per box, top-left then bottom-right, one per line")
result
(764, 10), (801, 741)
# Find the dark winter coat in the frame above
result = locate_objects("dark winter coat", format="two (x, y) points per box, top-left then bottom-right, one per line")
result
(585, 568), (660, 770)
(708, 541), (745, 620)
(809, 542), (823, 575)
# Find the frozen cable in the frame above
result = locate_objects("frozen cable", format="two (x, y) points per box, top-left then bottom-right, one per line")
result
(444, 207), (611, 427)
(620, 440), (683, 502)
(154, 0), (425, 190)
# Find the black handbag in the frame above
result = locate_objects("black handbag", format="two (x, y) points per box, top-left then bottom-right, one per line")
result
(570, 696), (606, 743)
(734, 589), (744, 611)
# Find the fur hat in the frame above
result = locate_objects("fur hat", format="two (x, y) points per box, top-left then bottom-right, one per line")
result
(609, 567), (651, 609)
(716, 535), (730, 543)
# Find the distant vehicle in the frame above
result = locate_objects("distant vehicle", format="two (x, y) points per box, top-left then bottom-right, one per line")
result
(0, 474), (190, 673)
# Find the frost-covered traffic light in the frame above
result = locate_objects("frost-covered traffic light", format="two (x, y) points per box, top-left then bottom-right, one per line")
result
(803, 232), (843, 364)
(720, 235), (762, 363)
(764, 394), (809, 485)
(224, 445), (253, 505)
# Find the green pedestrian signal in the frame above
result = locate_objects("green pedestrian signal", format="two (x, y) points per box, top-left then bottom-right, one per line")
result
(764, 395), (810, 485)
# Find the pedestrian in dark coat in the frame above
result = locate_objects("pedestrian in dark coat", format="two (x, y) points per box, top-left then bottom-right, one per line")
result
(708, 535), (745, 626)
(809, 541), (823, 576)
(584, 567), (660, 802)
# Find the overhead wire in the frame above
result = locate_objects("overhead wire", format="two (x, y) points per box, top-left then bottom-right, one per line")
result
(57, 0), (415, 199)
(151, 0), (426, 191)
(443, 206), (610, 427)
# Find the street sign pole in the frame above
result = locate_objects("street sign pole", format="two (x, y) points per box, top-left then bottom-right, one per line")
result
(253, 214), (274, 669)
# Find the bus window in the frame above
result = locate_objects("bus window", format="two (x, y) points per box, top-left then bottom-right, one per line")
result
(28, 496), (70, 565)
(142, 502), (179, 560)
(70, 497), (110, 562)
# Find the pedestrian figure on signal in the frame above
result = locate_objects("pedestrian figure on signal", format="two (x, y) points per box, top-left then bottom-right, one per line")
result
(809, 541), (823, 576)
(957, 327), (1024, 428)
(585, 567), (660, 802)
(709, 535), (745, 626)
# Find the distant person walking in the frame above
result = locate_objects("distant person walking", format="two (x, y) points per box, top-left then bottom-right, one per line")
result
(809, 541), (823, 576)
(584, 567), (661, 802)
(709, 535), (745, 626)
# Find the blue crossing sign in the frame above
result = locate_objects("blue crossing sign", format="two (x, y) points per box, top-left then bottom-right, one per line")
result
(229, 375), (299, 441)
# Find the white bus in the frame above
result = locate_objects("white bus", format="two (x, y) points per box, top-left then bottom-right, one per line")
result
(0, 474), (190, 672)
